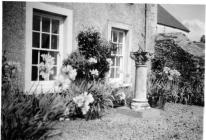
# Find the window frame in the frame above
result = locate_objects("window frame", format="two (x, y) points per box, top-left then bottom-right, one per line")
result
(110, 28), (125, 81)
(25, 2), (73, 93)
(107, 21), (132, 85)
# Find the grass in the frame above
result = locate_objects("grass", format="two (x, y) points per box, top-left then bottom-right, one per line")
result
(47, 103), (203, 140)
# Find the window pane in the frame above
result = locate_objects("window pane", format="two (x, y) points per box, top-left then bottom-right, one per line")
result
(32, 32), (40, 48)
(32, 50), (38, 64)
(117, 45), (122, 55)
(49, 66), (57, 80)
(112, 31), (117, 42)
(119, 32), (123, 43)
(49, 51), (58, 65)
(51, 35), (58, 50)
(40, 50), (49, 63)
(31, 66), (38, 81)
(116, 68), (120, 78)
(33, 15), (40, 31)
(116, 57), (120, 66)
(42, 33), (50, 49)
(110, 68), (115, 78)
(111, 57), (115, 66)
(52, 20), (59, 34)
(112, 44), (117, 54)
(42, 17), (50, 32)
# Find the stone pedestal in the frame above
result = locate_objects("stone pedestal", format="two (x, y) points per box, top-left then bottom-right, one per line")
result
(131, 64), (150, 111)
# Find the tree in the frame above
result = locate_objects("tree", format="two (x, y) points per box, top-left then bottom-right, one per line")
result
(200, 35), (205, 43)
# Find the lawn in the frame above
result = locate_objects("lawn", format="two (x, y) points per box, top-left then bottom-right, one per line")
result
(47, 103), (203, 140)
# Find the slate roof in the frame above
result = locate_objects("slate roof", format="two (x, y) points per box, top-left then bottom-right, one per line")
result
(157, 5), (190, 33)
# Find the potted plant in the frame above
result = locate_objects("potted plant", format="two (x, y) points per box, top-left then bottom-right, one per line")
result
(130, 48), (154, 66)
(148, 67), (181, 109)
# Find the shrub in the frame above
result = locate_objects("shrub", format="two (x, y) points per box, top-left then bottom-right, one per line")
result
(61, 80), (113, 120)
(63, 27), (113, 82)
(147, 67), (180, 109)
(1, 53), (60, 140)
(150, 37), (204, 106)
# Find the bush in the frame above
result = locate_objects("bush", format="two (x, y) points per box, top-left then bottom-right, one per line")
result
(1, 53), (62, 140)
(63, 27), (113, 82)
(150, 37), (204, 106)
(61, 80), (113, 121)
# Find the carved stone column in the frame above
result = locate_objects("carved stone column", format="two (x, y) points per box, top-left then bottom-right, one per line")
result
(130, 52), (150, 111)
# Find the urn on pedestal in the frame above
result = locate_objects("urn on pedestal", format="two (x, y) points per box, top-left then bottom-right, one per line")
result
(130, 48), (153, 111)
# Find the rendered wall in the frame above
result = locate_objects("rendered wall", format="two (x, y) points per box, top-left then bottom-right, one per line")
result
(2, 2), (157, 90)
(3, 2), (26, 89)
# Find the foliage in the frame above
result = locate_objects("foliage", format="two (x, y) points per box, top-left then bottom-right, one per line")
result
(150, 38), (204, 106)
(147, 67), (180, 108)
(1, 53), (63, 140)
(109, 86), (133, 107)
(63, 27), (113, 82)
(130, 48), (154, 65)
(200, 35), (205, 43)
(61, 80), (113, 120)
(85, 81), (113, 120)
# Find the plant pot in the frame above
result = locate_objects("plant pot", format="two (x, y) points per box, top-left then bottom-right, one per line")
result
(148, 95), (166, 109)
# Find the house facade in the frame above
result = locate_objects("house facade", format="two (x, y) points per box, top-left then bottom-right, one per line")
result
(2, 2), (157, 92)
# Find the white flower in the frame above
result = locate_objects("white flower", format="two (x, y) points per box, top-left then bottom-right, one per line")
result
(117, 92), (126, 100)
(90, 69), (99, 76)
(106, 58), (113, 66)
(73, 92), (94, 115)
(84, 93), (94, 105)
(163, 67), (170, 74)
(88, 57), (97, 64)
(61, 65), (77, 81)
(55, 74), (71, 90)
(173, 69), (181, 77)
(39, 54), (55, 80)
(81, 105), (90, 115)
(73, 95), (85, 107)
(59, 117), (64, 121)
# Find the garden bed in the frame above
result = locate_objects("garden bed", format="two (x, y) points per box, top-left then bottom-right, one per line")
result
(47, 103), (203, 140)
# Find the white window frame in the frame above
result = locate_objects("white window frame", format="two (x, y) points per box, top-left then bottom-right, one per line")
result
(107, 21), (132, 85)
(110, 29), (125, 82)
(25, 2), (73, 93)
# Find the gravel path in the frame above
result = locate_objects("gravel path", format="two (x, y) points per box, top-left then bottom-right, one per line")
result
(47, 103), (203, 140)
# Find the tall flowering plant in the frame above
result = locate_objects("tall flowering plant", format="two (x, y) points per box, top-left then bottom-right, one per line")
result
(148, 67), (181, 108)
(39, 54), (55, 80)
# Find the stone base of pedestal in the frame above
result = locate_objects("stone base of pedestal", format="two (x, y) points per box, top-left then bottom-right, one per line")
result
(131, 99), (150, 111)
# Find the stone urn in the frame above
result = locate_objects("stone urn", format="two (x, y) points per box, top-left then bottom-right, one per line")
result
(130, 50), (152, 111)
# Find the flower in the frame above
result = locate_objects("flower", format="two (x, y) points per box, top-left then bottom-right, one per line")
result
(39, 54), (55, 80)
(55, 74), (71, 90)
(163, 67), (170, 74)
(73, 94), (85, 107)
(106, 58), (113, 66)
(61, 65), (77, 81)
(116, 92), (126, 100)
(88, 57), (97, 64)
(90, 69), (99, 76)
(163, 67), (181, 80)
(81, 105), (90, 115)
(73, 92), (94, 115)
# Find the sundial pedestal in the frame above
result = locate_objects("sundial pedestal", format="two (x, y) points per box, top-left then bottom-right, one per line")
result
(130, 53), (150, 111)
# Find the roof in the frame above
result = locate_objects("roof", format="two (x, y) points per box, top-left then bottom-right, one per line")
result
(157, 5), (190, 33)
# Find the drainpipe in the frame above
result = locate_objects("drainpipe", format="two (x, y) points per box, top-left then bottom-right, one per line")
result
(145, 4), (147, 50)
